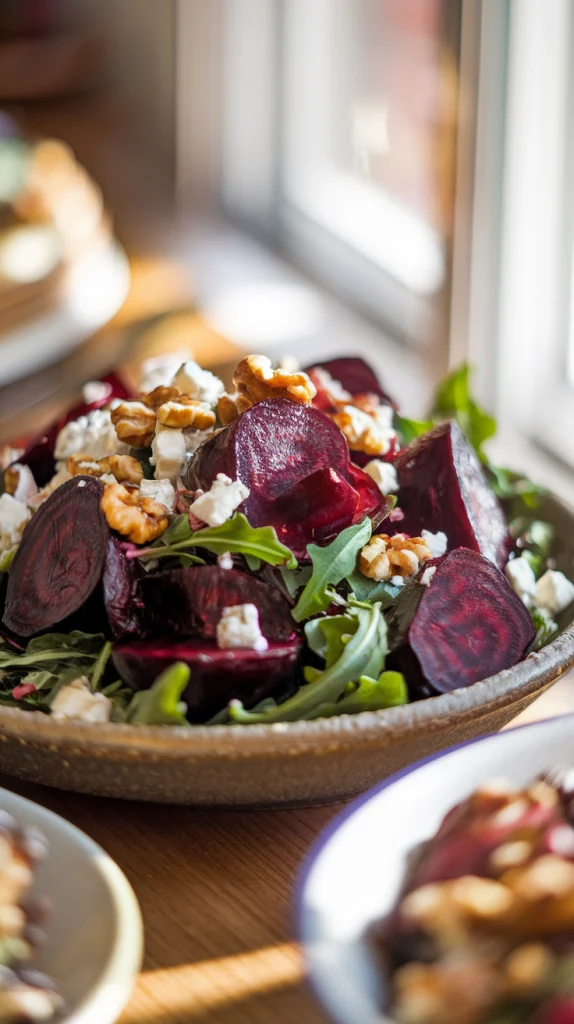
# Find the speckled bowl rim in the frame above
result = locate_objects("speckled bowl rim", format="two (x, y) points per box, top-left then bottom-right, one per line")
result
(0, 625), (571, 760)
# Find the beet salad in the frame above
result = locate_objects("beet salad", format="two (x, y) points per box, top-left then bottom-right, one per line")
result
(0, 353), (571, 726)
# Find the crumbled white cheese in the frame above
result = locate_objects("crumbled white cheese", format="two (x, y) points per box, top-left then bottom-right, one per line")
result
(139, 351), (193, 393)
(54, 408), (128, 461)
(216, 604), (268, 652)
(173, 360), (225, 408)
(151, 425), (187, 485)
(535, 570), (574, 615)
(140, 477), (176, 511)
(340, 404), (396, 455)
(184, 427), (216, 455)
(391, 575), (406, 588)
(0, 493), (31, 551)
(7, 464), (37, 503)
(50, 677), (112, 723)
(82, 380), (112, 405)
(364, 460), (398, 496)
(218, 551), (234, 570)
(504, 555), (537, 608)
(420, 565), (437, 587)
(190, 473), (249, 527)
(421, 530), (448, 559)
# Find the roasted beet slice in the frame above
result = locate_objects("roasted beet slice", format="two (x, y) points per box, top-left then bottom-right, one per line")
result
(305, 356), (396, 408)
(13, 372), (132, 487)
(392, 420), (510, 567)
(112, 636), (303, 722)
(3, 477), (108, 637)
(103, 534), (147, 640)
(387, 548), (535, 698)
(141, 565), (296, 641)
(185, 398), (386, 558)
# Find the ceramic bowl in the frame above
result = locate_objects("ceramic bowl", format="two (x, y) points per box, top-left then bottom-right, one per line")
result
(0, 494), (573, 807)
(0, 787), (143, 1023)
(298, 713), (574, 1024)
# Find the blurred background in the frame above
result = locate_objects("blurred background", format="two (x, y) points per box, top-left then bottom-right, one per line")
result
(0, 0), (570, 498)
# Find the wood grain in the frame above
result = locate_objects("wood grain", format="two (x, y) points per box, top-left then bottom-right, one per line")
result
(0, 677), (572, 1023)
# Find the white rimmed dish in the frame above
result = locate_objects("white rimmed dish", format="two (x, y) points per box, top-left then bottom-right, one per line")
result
(0, 787), (143, 1024)
(297, 713), (574, 1024)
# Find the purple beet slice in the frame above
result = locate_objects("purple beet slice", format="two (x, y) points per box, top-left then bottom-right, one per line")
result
(305, 356), (396, 408)
(387, 548), (535, 698)
(112, 636), (303, 722)
(185, 397), (386, 557)
(3, 476), (108, 637)
(103, 533), (147, 640)
(140, 565), (296, 641)
(392, 420), (510, 567)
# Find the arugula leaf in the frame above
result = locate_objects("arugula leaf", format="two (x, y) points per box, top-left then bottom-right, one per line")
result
(279, 565), (313, 599)
(0, 631), (105, 670)
(394, 415), (434, 446)
(90, 641), (112, 691)
(228, 602), (387, 723)
(530, 608), (559, 651)
(433, 364), (496, 456)
(487, 465), (545, 507)
(304, 614), (355, 667)
(347, 570), (404, 607)
(520, 549), (544, 579)
(126, 663), (190, 725)
(244, 554), (262, 572)
(509, 517), (554, 559)
(302, 671), (408, 719)
(292, 518), (372, 622)
(0, 549), (15, 573)
(139, 513), (297, 570)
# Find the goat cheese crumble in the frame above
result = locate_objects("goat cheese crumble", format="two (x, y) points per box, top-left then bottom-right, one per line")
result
(151, 425), (187, 485)
(364, 459), (398, 496)
(140, 478), (177, 511)
(190, 474), (250, 527)
(54, 408), (127, 462)
(505, 555), (537, 608)
(172, 360), (225, 408)
(216, 604), (268, 652)
(535, 569), (574, 615)
(50, 677), (112, 723)
(421, 529), (448, 559)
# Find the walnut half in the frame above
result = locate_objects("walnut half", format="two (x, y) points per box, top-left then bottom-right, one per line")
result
(233, 355), (316, 412)
(100, 482), (168, 544)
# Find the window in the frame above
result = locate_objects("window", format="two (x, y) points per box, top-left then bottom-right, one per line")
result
(220, 0), (463, 348)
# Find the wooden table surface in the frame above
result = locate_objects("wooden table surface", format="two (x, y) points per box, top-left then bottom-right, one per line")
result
(0, 676), (573, 1024)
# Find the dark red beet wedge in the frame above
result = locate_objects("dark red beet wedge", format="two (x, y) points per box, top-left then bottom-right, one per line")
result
(387, 548), (535, 698)
(392, 420), (510, 566)
(185, 397), (387, 557)
(3, 477), (108, 637)
(112, 636), (303, 722)
(305, 356), (396, 408)
(141, 565), (296, 641)
(103, 534), (147, 640)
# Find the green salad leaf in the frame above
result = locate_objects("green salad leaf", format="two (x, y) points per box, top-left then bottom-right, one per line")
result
(301, 671), (408, 720)
(126, 663), (190, 725)
(433, 363), (496, 456)
(394, 415), (434, 446)
(292, 518), (372, 622)
(530, 608), (559, 651)
(139, 513), (297, 569)
(0, 631), (105, 671)
(347, 570), (404, 608)
(0, 549), (15, 573)
(279, 565), (313, 599)
(228, 601), (388, 723)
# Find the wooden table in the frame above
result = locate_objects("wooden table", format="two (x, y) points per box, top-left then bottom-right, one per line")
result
(1, 675), (573, 1024)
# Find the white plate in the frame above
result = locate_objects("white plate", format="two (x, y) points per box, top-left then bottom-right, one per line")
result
(0, 788), (143, 1024)
(298, 713), (574, 1024)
